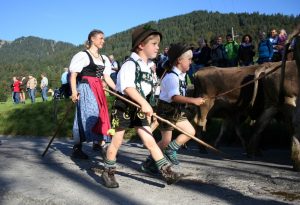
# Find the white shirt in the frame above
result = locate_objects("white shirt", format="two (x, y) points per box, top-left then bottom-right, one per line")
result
(116, 52), (154, 96)
(69, 51), (112, 75)
(61, 71), (68, 84)
(41, 77), (48, 88)
(159, 66), (186, 103)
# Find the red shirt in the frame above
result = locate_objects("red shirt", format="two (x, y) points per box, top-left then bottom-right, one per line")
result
(13, 80), (21, 92)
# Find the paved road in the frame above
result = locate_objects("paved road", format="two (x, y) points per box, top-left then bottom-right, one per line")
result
(0, 135), (300, 205)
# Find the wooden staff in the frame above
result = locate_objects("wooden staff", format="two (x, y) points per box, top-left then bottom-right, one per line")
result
(104, 88), (226, 157)
(42, 101), (74, 157)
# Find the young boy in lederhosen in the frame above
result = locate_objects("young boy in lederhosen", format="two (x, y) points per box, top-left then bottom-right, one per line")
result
(101, 26), (183, 188)
(141, 43), (206, 171)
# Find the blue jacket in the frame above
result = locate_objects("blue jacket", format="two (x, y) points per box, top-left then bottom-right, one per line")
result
(258, 39), (273, 59)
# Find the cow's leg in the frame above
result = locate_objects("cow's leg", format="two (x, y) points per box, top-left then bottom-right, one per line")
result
(292, 96), (300, 171)
(234, 119), (247, 151)
(195, 125), (208, 153)
(197, 98), (215, 131)
(291, 136), (300, 171)
(214, 118), (230, 148)
(247, 106), (278, 157)
(196, 99), (215, 153)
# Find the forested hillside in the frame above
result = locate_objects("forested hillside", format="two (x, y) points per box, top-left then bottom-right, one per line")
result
(0, 10), (299, 101)
(103, 11), (299, 59)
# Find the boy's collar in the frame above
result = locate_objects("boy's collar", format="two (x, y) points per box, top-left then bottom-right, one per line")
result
(130, 52), (153, 66)
(172, 66), (186, 76)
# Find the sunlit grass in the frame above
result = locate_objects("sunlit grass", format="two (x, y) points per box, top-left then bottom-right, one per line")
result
(0, 95), (137, 139)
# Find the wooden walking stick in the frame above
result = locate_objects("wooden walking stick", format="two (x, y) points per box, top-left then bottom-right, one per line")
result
(104, 88), (226, 157)
(42, 102), (74, 157)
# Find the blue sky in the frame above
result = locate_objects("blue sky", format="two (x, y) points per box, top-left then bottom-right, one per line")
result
(1, 0), (299, 45)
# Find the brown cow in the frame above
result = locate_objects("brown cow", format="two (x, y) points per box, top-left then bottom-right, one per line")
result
(247, 61), (298, 155)
(291, 34), (300, 171)
(193, 61), (300, 170)
(192, 62), (280, 130)
(190, 63), (269, 150)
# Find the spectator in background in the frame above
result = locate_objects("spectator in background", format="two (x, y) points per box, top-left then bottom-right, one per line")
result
(188, 37), (211, 82)
(10, 78), (14, 103)
(269, 29), (281, 62)
(108, 55), (119, 84)
(19, 76), (26, 104)
(224, 34), (239, 67)
(40, 73), (48, 101)
(193, 38), (211, 67)
(27, 75), (37, 103)
(12, 76), (21, 104)
(60, 67), (70, 99)
(156, 47), (169, 78)
(277, 29), (288, 58)
(211, 35), (226, 67)
(238, 34), (255, 66)
(151, 62), (160, 103)
(257, 31), (273, 64)
(158, 47), (169, 63)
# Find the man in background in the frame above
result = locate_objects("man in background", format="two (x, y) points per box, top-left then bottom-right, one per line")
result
(40, 73), (48, 101)
(108, 55), (119, 84)
(60, 67), (70, 99)
(26, 75), (37, 103)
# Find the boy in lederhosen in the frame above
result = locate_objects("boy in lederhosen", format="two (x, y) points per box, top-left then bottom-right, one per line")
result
(141, 43), (206, 171)
(101, 26), (183, 188)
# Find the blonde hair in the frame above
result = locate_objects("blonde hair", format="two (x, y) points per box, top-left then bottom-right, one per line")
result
(176, 50), (193, 64)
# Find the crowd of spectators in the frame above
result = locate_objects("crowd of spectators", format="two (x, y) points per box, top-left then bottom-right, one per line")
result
(154, 28), (291, 83)
(11, 73), (48, 104)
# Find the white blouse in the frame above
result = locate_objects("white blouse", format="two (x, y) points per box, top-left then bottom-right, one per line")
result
(69, 50), (112, 75)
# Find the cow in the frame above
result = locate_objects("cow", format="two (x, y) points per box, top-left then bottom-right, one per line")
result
(292, 33), (300, 171)
(192, 60), (300, 171)
(246, 61), (298, 156)
(188, 63), (268, 151)
(191, 63), (280, 130)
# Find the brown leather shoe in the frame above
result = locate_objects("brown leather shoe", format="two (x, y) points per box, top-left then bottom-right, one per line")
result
(101, 167), (119, 188)
(160, 164), (183, 185)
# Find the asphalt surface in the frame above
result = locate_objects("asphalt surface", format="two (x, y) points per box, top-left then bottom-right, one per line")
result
(0, 135), (300, 205)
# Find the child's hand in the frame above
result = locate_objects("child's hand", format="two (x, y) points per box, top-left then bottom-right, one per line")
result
(140, 102), (153, 117)
(193, 97), (206, 106)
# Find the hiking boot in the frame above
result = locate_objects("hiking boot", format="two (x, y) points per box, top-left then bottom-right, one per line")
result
(140, 157), (159, 175)
(101, 167), (119, 188)
(163, 148), (180, 165)
(71, 144), (89, 159)
(160, 164), (183, 185)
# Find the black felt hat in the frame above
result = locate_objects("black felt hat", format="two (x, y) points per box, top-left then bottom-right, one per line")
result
(131, 25), (162, 52)
(168, 43), (192, 65)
